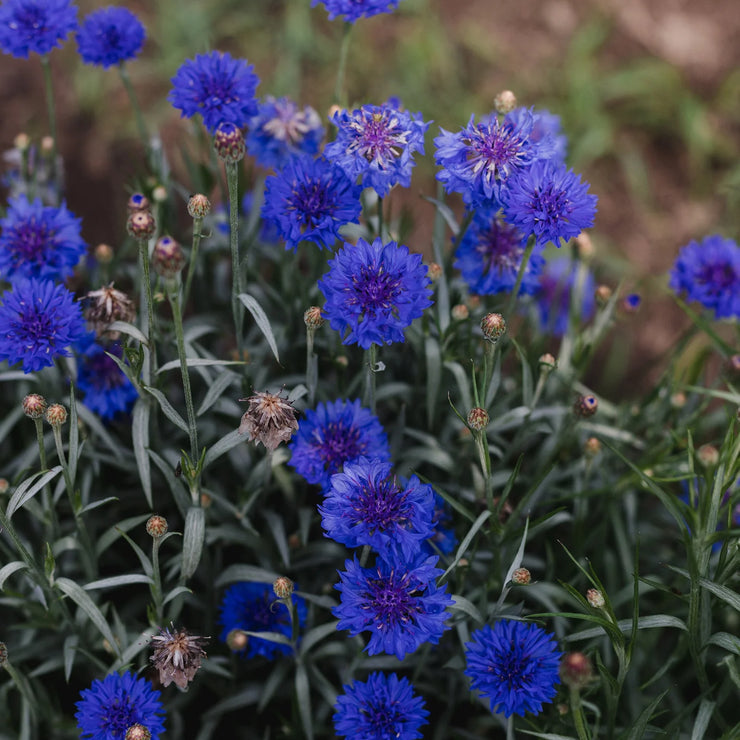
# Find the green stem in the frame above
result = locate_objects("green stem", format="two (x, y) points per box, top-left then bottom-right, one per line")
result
(481, 340), (499, 404)
(334, 22), (354, 107)
(150, 537), (164, 625)
(570, 688), (592, 740)
(39, 55), (58, 192)
(138, 238), (157, 382)
(183, 216), (204, 308)
(306, 327), (318, 407)
(33, 418), (58, 539)
(474, 430), (494, 517)
(226, 161), (245, 360)
(117, 63), (149, 151)
(505, 235), (536, 318)
(363, 344), (378, 414)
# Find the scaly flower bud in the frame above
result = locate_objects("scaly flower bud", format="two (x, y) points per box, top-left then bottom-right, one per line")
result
(214, 122), (246, 163)
(187, 194), (211, 219)
(45, 403), (68, 427)
(467, 407), (490, 432)
(697, 444), (719, 468)
(480, 312), (506, 342)
(127, 193), (150, 213)
(273, 576), (294, 599)
(125, 725), (151, 740)
(539, 353), (556, 372)
(594, 284), (612, 306)
(126, 210), (156, 240)
(451, 304), (469, 321)
(574, 394), (598, 418)
(584, 437), (601, 457)
(304, 306), (325, 330)
(511, 567), (531, 585)
(23, 393), (47, 419)
(151, 236), (186, 280)
(94, 243), (114, 264)
(586, 588), (605, 609)
(146, 515), (168, 539)
(426, 262), (443, 282)
(560, 652), (594, 690)
(226, 629), (248, 652)
(494, 89), (517, 114)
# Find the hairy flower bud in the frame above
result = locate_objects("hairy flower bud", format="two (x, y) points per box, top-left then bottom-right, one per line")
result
(152, 236), (186, 280)
(467, 407), (490, 432)
(697, 444), (719, 468)
(304, 306), (325, 330)
(574, 394), (598, 418)
(45, 403), (67, 427)
(273, 576), (294, 600)
(494, 89), (517, 114)
(94, 243), (114, 264)
(187, 194), (211, 219)
(560, 652), (593, 690)
(226, 629), (248, 652)
(214, 122), (246, 163)
(146, 515), (168, 539)
(126, 210), (156, 240)
(23, 393), (47, 419)
(127, 192), (150, 213)
(574, 232), (594, 259)
(511, 567), (531, 585)
(584, 437), (601, 457)
(480, 312), (506, 342)
(125, 725), (151, 740)
(0, 478), (9, 494)
(594, 284), (612, 306)
(539, 353), (556, 372)
(427, 262), (443, 282)
(152, 185), (168, 203)
(586, 588), (605, 609)
(451, 304), (469, 321)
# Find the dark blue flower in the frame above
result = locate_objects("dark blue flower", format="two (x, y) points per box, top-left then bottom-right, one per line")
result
(76, 339), (138, 420)
(0, 0), (77, 58)
(75, 670), (165, 740)
(501, 160), (597, 248)
(532, 256), (595, 337)
(0, 194), (87, 281)
(246, 96), (324, 170)
(288, 399), (390, 489)
(324, 102), (430, 197)
(454, 207), (544, 296)
(506, 107), (567, 166)
(334, 672), (429, 740)
(0, 278), (86, 373)
(320, 457), (435, 560)
(668, 234), (740, 319)
(218, 581), (307, 660)
(261, 155), (362, 251)
(76, 6), (145, 69)
(168, 51), (259, 134)
(319, 237), (433, 349)
(333, 553), (452, 660)
(311, 0), (402, 23)
(465, 620), (561, 718)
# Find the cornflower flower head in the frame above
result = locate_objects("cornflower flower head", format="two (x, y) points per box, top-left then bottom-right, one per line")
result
(324, 102), (430, 197)
(333, 553), (452, 660)
(501, 160), (598, 248)
(311, 0), (402, 23)
(0, 0), (77, 58)
(506, 106), (568, 166)
(246, 95), (324, 170)
(0, 194), (86, 281)
(532, 256), (595, 337)
(454, 207), (544, 296)
(168, 51), (259, 134)
(75, 671), (165, 740)
(261, 155), (362, 251)
(334, 672), (429, 740)
(218, 581), (307, 660)
(0, 278), (86, 373)
(668, 234), (740, 319)
(288, 399), (390, 489)
(464, 620), (562, 718)
(319, 457), (435, 560)
(76, 6), (145, 68)
(318, 237), (433, 349)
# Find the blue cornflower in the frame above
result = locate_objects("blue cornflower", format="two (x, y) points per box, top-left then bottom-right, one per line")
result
(319, 237), (433, 349)
(532, 256), (595, 337)
(218, 581), (307, 660)
(434, 109), (548, 207)
(324, 102), (430, 197)
(261, 155), (362, 251)
(76, 338), (138, 420)
(0, 278), (86, 373)
(75, 670), (165, 740)
(668, 234), (740, 319)
(454, 207), (544, 296)
(320, 457), (435, 560)
(465, 620), (562, 718)
(289, 399), (390, 489)
(501, 160), (598, 248)
(311, 0), (402, 23)
(76, 6), (145, 69)
(246, 96), (324, 170)
(168, 51), (259, 134)
(0, 0), (77, 58)
(333, 553), (452, 660)
(0, 194), (86, 281)
(506, 107), (568, 166)
(334, 672), (429, 740)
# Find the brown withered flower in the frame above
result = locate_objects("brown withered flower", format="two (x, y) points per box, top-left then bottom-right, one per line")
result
(150, 625), (208, 690)
(84, 283), (136, 339)
(238, 390), (299, 451)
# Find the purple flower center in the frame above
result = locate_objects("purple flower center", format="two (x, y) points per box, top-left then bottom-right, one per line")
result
(12, 7), (45, 30)
(245, 594), (280, 629)
(699, 262), (736, 290)
(467, 121), (526, 182)
(361, 701), (404, 733)
(317, 421), (365, 474)
(347, 111), (409, 167)
(365, 569), (419, 627)
(475, 221), (524, 274)
(101, 697), (137, 736)
(288, 181), (334, 230)
(355, 476), (405, 531)
(531, 182), (570, 224)
(11, 222), (51, 260)
(263, 103), (311, 145)
(350, 265), (402, 314)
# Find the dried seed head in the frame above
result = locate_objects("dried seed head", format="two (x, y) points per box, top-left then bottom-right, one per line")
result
(494, 89), (517, 114)
(213, 122), (246, 163)
(480, 312), (506, 342)
(467, 407), (490, 432)
(83, 283), (136, 339)
(150, 625), (209, 690)
(125, 725), (151, 740)
(574, 394), (598, 418)
(451, 304), (469, 321)
(586, 588), (605, 609)
(303, 306), (325, 330)
(23, 393), (47, 419)
(560, 652), (594, 690)
(511, 567), (531, 585)
(152, 236), (186, 280)
(273, 576), (294, 600)
(126, 210), (156, 240)
(187, 194), (211, 219)
(238, 391), (299, 451)
(127, 193), (150, 213)
(45, 404), (67, 427)
(94, 243), (114, 264)
(146, 515), (168, 539)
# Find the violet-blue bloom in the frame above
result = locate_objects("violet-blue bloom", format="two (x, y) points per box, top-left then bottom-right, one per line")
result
(168, 51), (259, 134)
(0, 0), (77, 58)
(319, 236), (433, 349)
(261, 155), (362, 251)
(311, 0), (402, 23)
(76, 6), (145, 68)
(333, 553), (452, 660)
(506, 107), (568, 166)
(0, 194), (86, 281)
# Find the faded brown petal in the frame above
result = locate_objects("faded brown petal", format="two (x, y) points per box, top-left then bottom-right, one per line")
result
(238, 390), (299, 451)
(150, 625), (208, 691)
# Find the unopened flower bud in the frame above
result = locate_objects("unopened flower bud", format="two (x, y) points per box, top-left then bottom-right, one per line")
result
(14, 132), (30, 150)
(336, 355), (348, 368)
(127, 193), (150, 213)
(0, 642), (7, 666)
(539, 353), (556, 372)
(670, 391), (687, 408)
(126, 210), (156, 240)
(40, 136), (54, 156)
(0, 478), (8, 494)
(467, 407), (489, 432)
(494, 89), (517, 114)
(451, 304), (469, 321)
(226, 629), (248, 652)
(557, 703), (569, 716)
(327, 104), (342, 120)
(188, 194), (211, 219)
(511, 567), (531, 585)
(273, 576), (294, 599)
(697, 444), (719, 468)
(146, 515), (168, 539)
(23, 393), (47, 419)
(584, 437), (601, 457)
(45, 403), (67, 427)
(152, 236), (186, 280)
(574, 394), (598, 417)
(152, 185), (167, 203)
(125, 725), (151, 740)
(560, 652), (593, 690)
(304, 306), (325, 330)
(622, 293), (641, 313)
(480, 312), (506, 342)
(200, 493), (212, 508)
(586, 588), (605, 608)
(575, 232), (594, 259)
(426, 262), (443, 281)
(214, 122), (245, 163)
(467, 295), (481, 311)
(595, 284), (612, 305)
(94, 243), (114, 264)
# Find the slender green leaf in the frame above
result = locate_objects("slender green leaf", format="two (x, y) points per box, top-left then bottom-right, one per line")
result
(180, 506), (206, 580)
(132, 399), (152, 507)
(82, 574), (153, 591)
(238, 293), (279, 362)
(144, 385), (189, 433)
(6, 466), (62, 519)
(295, 661), (313, 740)
(0, 561), (28, 590)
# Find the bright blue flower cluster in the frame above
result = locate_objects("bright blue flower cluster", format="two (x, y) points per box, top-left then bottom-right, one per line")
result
(0, 0), (78, 58)
(76, 6), (145, 69)
(319, 237), (433, 349)
(169, 51), (259, 134)
(311, 0), (402, 23)
(261, 156), (362, 251)
(334, 672), (429, 739)
(669, 234), (740, 319)
(75, 670), (165, 740)
(247, 96), (324, 170)
(218, 581), (307, 660)
(289, 399), (390, 488)
(0, 278), (86, 372)
(324, 102), (430, 197)
(0, 194), (86, 281)
(465, 620), (561, 718)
